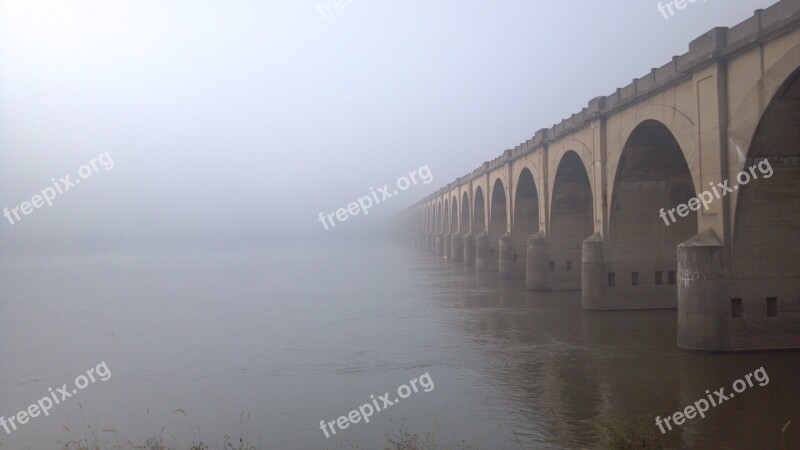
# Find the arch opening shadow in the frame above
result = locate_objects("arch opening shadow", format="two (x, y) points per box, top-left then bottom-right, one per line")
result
(450, 196), (459, 235)
(437, 201), (443, 234)
(610, 120), (696, 307)
(550, 151), (593, 290)
(474, 187), (486, 234)
(443, 199), (450, 235)
(513, 168), (540, 271)
(490, 179), (507, 258)
(733, 67), (800, 279)
(461, 192), (471, 236)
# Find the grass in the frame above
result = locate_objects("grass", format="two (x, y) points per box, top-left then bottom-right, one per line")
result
(54, 415), (480, 450)
(594, 416), (664, 450)
(0, 407), (670, 450)
(54, 406), (261, 450)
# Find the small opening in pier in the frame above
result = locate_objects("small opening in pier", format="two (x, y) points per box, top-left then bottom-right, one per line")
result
(608, 273), (615, 287)
(668, 271), (676, 285)
(731, 298), (743, 318)
(631, 272), (639, 286)
(767, 297), (778, 317)
(655, 271), (663, 285)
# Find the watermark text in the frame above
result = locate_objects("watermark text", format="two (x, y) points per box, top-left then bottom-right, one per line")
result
(319, 372), (434, 438)
(1, 361), (111, 435)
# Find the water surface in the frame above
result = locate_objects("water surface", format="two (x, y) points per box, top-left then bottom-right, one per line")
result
(0, 243), (797, 449)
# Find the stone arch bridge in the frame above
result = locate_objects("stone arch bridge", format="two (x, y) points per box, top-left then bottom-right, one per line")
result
(400, 0), (800, 352)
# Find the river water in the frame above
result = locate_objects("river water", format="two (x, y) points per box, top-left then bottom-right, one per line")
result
(0, 242), (797, 449)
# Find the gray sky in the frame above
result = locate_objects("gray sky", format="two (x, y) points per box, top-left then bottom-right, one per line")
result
(0, 0), (779, 254)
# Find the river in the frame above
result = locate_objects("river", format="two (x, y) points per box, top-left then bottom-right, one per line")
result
(0, 242), (796, 449)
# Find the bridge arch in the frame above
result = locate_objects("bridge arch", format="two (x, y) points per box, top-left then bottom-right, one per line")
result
(729, 42), (800, 163)
(431, 200), (439, 234)
(489, 178), (508, 259)
(450, 195), (459, 234)
(425, 204), (430, 234)
(443, 198), (450, 235)
(474, 186), (486, 234)
(513, 167), (540, 260)
(461, 191), (471, 235)
(439, 199), (449, 234)
(432, 201), (436, 233)
(442, 198), (451, 257)
(732, 65), (800, 279)
(549, 150), (593, 289)
(606, 103), (700, 225)
(609, 119), (696, 306)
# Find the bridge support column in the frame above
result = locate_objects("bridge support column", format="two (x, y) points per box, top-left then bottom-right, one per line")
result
(526, 232), (549, 290)
(450, 234), (463, 263)
(475, 231), (496, 272)
(498, 233), (523, 279)
(677, 229), (800, 351)
(443, 233), (451, 259)
(463, 233), (475, 266)
(677, 229), (726, 350)
(435, 234), (444, 256)
(582, 233), (607, 310)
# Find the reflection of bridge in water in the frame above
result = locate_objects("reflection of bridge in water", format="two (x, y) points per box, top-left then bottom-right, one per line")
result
(401, 0), (800, 352)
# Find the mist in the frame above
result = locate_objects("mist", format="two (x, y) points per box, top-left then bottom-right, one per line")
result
(0, 0), (778, 255)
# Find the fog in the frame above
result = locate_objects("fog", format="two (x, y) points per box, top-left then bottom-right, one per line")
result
(0, 0), (778, 255)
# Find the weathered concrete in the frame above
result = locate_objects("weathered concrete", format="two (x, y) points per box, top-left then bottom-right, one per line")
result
(450, 234), (464, 262)
(463, 233), (476, 266)
(677, 229), (728, 350)
(581, 233), (606, 310)
(498, 233), (524, 279)
(525, 232), (549, 290)
(403, 0), (800, 351)
(475, 231), (496, 272)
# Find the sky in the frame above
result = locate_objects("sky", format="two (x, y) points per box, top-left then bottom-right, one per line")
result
(0, 0), (781, 254)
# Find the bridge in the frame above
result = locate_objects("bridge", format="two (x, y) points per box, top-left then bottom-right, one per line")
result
(400, 0), (800, 352)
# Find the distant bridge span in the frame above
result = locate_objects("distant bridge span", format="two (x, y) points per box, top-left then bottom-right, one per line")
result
(401, 0), (800, 352)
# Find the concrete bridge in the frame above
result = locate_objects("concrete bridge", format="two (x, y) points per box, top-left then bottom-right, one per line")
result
(401, 0), (800, 352)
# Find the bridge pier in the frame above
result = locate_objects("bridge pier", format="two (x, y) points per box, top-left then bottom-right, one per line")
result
(443, 233), (451, 259)
(498, 233), (523, 279)
(676, 230), (726, 350)
(582, 233), (678, 310)
(526, 232), (549, 290)
(475, 231), (496, 272)
(450, 234), (464, 263)
(581, 233), (606, 309)
(677, 229), (800, 351)
(463, 233), (476, 266)
(435, 234), (444, 256)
